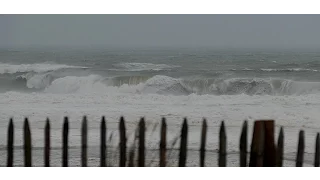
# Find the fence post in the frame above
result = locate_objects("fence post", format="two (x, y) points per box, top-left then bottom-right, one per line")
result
(7, 118), (14, 167)
(263, 120), (276, 166)
(160, 117), (166, 167)
(138, 118), (145, 167)
(63, 117), (69, 167)
(276, 127), (284, 167)
(249, 121), (265, 167)
(219, 121), (226, 167)
(44, 118), (50, 167)
(24, 118), (32, 167)
(315, 133), (320, 167)
(296, 130), (304, 167)
(119, 117), (126, 167)
(100, 116), (106, 167)
(179, 118), (188, 167)
(82, 116), (88, 167)
(200, 119), (207, 167)
(239, 121), (247, 167)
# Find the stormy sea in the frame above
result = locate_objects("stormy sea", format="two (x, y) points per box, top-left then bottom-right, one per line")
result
(0, 47), (319, 166)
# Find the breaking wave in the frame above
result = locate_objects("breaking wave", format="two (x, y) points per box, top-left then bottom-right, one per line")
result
(2, 62), (320, 96)
(9, 73), (320, 96)
(0, 62), (90, 92)
(42, 75), (320, 95)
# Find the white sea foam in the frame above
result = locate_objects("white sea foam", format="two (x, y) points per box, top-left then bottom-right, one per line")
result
(0, 62), (87, 74)
(261, 68), (318, 72)
(242, 68), (254, 71)
(26, 73), (54, 89)
(111, 62), (180, 71)
(231, 68), (318, 72)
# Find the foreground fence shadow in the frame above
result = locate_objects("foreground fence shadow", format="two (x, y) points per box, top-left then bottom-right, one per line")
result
(5, 117), (320, 167)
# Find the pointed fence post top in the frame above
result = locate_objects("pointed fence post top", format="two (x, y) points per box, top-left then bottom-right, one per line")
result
(183, 118), (188, 127)
(120, 116), (125, 128)
(242, 120), (248, 128)
(299, 130), (305, 137)
(279, 127), (284, 136)
(161, 117), (166, 125)
(82, 116), (87, 123)
(139, 117), (145, 125)
(64, 116), (69, 123)
(45, 118), (50, 125)
(24, 117), (29, 127)
(9, 118), (13, 125)
(220, 121), (225, 134)
(8, 118), (14, 130)
(202, 118), (207, 126)
(63, 117), (69, 130)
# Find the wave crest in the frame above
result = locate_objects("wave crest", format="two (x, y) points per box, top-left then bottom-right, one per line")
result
(38, 75), (320, 96)
(3, 66), (320, 96)
(231, 68), (318, 72)
(0, 62), (87, 74)
(110, 62), (180, 71)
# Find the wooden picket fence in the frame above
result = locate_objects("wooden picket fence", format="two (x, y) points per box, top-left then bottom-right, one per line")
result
(5, 116), (320, 167)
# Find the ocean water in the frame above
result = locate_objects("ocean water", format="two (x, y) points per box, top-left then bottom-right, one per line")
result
(0, 47), (320, 166)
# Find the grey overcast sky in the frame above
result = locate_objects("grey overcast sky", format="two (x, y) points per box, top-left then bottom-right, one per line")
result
(1, 15), (320, 49)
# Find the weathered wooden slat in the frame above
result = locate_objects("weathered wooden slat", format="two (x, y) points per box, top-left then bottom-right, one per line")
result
(62, 117), (69, 167)
(239, 121), (247, 167)
(81, 116), (88, 167)
(249, 121), (265, 167)
(160, 117), (167, 167)
(179, 118), (188, 167)
(263, 120), (276, 167)
(200, 119), (207, 167)
(256, 123), (265, 167)
(100, 116), (106, 167)
(296, 130), (305, 167)
(24, 118), (32, 167)
(119, 116), (126, 167)
(276, 127), (284, 167)
(219, 121), (227, 167)
(138, 118), (145, 167)
(315, 133), (320, 167)
(44, 118), (50, 167)
(7, 118), (14, 167)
